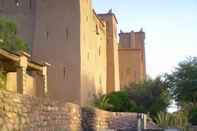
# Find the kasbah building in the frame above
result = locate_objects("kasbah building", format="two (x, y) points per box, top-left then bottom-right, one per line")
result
(0, 0), (146, 105)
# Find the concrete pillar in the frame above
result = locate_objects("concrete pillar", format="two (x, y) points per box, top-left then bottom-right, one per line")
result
(143, 114), (147, 129)
(137, 113), (147, 131)
(16, 52), (29, 94)
(42, 63), (50, 96)
(16, 67), (26, 93)
(42, 65), (48, 95)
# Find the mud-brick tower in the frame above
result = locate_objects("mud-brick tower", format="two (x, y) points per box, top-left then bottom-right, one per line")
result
(119, 29), (146, 88)
(98, 10), (120, 93)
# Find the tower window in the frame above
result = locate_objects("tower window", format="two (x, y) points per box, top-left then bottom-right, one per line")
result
(99, 46), (101, 56)
(87, 52), (90, 60)
(134, 70), (137, 81)
(99, 76), (102, 85)
(29, 0), (32, 8)
(96, 25), (99, 35)
(45, 31), (49, 39)
(63, 67), (66, 79)
(86, 16), (88, 22)
(15, 0), (20, 7)
(65, 28), (69, 40)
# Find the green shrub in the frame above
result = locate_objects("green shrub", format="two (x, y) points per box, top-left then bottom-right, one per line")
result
(94, 77), (171, 118)
(106, 91), (135, 112)
(95, 95), (111, 110)
(189, 106), (197, 125)
(95, 91), (137, 112)
(155, 111), (188, 131)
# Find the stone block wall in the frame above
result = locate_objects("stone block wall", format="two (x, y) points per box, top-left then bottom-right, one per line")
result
(0, 90), (80, 130)
(189, 126), (197, 131)
(0, 90), (158, 131)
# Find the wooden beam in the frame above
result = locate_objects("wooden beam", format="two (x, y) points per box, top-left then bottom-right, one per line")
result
(0, 49), (19, 62)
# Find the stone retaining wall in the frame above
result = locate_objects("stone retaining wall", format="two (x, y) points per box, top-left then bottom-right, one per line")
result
(0, 90), (158, 131)
(189, 125), (197, 131)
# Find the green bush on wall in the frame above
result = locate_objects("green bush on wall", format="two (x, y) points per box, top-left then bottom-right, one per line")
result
(0, 17), (29, 52)
(94, 91), (138, 112)
(94, 77), (171, 118)
(189, 106), (197, 125)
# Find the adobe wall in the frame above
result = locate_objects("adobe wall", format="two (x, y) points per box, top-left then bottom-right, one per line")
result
(0, 0), (81, 104)
(6, 72), (36, 96)
(32, 0), (81, 104)
(0, 0), (36, 48)
(119, 49), (143, 88)
(119, 31), (146, 87)
(0, 90), (159, 131)
(189, 126), (197, 131)
(98, 13), (120, 93)
(79, 0), (107, 105)
(0, 90), (80, 130)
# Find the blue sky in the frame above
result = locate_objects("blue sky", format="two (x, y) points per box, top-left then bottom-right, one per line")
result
(92, 0), (197, 78)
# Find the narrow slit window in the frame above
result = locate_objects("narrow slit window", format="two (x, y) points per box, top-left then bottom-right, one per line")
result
(99, 46), (101, 56)
(63, 67), (66, 79)
(65, 28), (69, 40)
(29, 0), (32, 9)
(46, 31), (49, 39)
(96, 25), (99, 35)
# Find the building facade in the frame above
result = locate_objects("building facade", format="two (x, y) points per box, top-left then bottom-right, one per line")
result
(119, 30), (146, 88)
(98, 11), (120, 93)
(0, 0), (146, 104)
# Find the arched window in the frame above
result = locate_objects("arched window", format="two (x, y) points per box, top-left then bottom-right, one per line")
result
(15, 0), (20, 7)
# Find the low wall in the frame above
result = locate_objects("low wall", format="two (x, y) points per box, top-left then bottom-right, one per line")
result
(189, 126), (197, 131)
(0, 90), (158, 131)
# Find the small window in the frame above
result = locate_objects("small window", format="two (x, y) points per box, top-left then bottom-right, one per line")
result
(87, 52), (90, 60)
(29, 0), (32, 8)
(63, 67), (66, 79)
(45, 31), (49, 39)
(86, 16), (88, 22)
(134, 70), (137, 80)
(99, 76), (102, 85)
(96, 25), (99, 35)
(65, 28), (69, 40)
(126, 68), (131, 74)
(15, 0), (20, 7)
(99, 46), (101, 56)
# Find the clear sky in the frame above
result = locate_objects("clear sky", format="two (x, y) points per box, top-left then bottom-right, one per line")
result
(92, 0), (197, 78)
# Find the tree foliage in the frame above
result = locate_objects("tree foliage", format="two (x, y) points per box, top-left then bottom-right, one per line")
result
(126, 77), (171, 117)
(165, 57), (197, 125)
(95, 77), (171, 118)
(165, 57), (197, 105)
(0, 17), (29, 52)
(95, 91), (137, 112)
